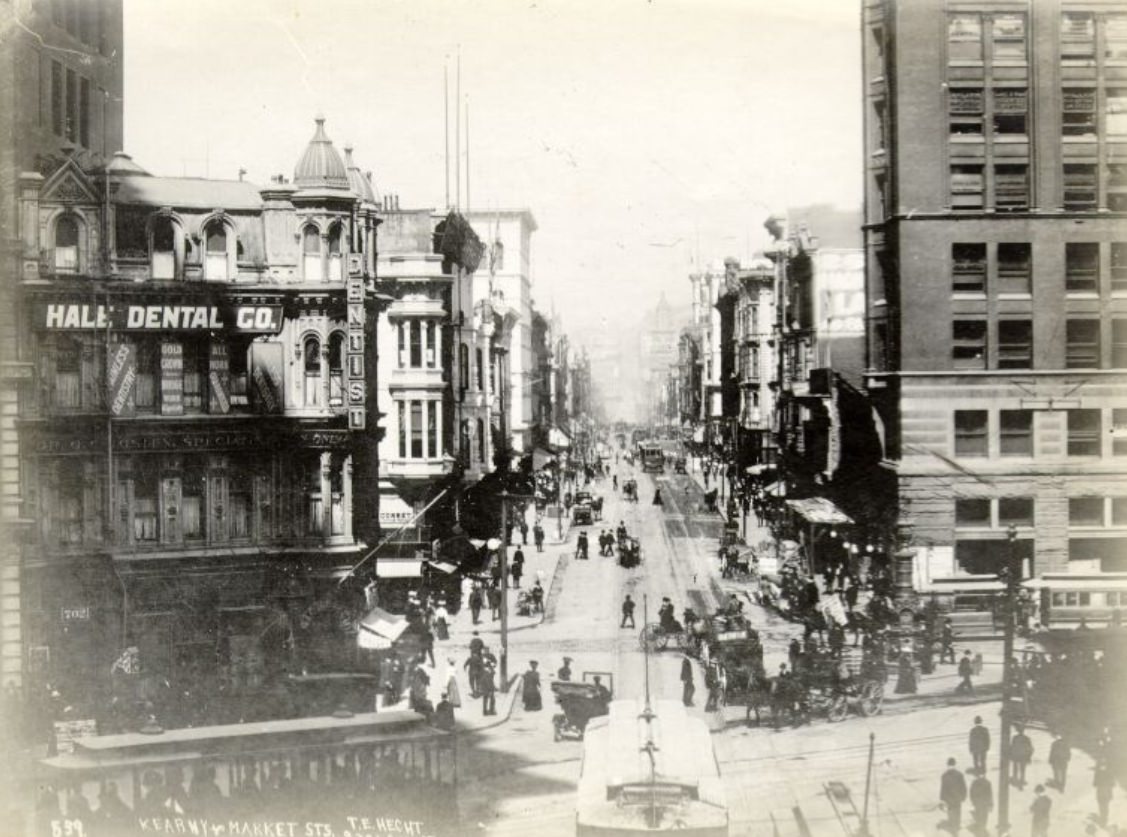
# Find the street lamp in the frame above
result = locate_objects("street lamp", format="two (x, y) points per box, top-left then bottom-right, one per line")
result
(997, 523), (1022, 835)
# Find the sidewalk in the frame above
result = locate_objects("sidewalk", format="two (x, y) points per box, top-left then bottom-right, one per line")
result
(422, 505), (566, 731)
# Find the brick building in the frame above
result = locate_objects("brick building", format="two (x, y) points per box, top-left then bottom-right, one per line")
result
(862, 0), (1127, 584)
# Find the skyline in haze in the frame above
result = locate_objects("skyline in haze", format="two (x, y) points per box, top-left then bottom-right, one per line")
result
(123, 0), (862, 338)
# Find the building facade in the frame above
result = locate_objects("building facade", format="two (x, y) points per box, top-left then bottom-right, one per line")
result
(0, 0), (125, 690)
(13, 117), (385, 716)
(862, 0), (1127, 583)
(466, 209), (537, 456)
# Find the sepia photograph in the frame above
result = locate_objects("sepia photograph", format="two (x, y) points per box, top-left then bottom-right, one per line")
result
(0, 0), (1124, 835)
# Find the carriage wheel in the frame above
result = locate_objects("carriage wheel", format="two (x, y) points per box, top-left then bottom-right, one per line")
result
(827, 696), (849, 723)
(859, 681), (884, 717)
(639, 624), (660, 652)
(657, 631), (672, 650)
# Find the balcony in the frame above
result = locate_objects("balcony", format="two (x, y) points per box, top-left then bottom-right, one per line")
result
(389, 366), (446, 391)
(384, 456), (454, 480)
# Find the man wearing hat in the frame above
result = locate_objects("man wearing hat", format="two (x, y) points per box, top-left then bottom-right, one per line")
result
(479, 662), (497, 716)
(557, 657), (573, 681)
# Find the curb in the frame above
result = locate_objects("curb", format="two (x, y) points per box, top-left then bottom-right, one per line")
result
(457, 675), (523, 733)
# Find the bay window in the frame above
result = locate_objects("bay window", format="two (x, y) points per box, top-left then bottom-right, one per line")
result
(302, 226), (322, 281)
(327, 223), (343, 281)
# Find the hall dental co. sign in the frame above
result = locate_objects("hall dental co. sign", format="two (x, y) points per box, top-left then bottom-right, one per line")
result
(37, 302), (284, 333)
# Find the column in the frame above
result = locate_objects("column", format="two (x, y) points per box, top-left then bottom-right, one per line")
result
(319, 451), (331, 538)
(342, 454), (353, 540)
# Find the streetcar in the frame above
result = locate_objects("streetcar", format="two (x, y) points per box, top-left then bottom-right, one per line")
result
(638, 443), (665, 474)
(1023, 572), (1127, 629)
(37, 710), (457, 836)
(576, 698), (728, 835)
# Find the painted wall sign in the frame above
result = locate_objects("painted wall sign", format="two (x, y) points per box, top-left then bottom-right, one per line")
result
(36, 303), (284, 333)
(31, 427), (352, 455)
(159, 343), (184, 416)
(208, 342), (230, 414)
(249, 342), (284, 414)
(107, 343), (137, 417)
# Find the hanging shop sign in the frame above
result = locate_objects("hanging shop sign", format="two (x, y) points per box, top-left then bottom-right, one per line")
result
(249, 342), (284, 414)
(36, 302), (284, 333)
(106, 342), (137, 417)
(346, 274), (366, 431)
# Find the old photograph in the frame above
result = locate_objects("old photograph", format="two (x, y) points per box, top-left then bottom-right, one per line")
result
(0, 0), (1124, 835)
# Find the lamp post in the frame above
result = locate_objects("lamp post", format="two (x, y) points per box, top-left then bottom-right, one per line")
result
(997, 523), (1021, 835)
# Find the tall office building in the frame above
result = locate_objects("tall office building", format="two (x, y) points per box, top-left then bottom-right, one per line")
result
(862, 1), (1127, 584)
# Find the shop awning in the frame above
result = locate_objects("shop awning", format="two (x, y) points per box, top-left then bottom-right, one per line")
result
(428, 561), (459, 574)
(548, 427), (571, 449)
(357, 606), (408, 650)
(762, 481), (786, 496)
(532, 447), (556, 470)
(376, 559), (423, 579)
(786, 497), (852, 525)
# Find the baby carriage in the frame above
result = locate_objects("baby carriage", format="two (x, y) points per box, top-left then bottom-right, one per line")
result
(551, 674), (613, 741)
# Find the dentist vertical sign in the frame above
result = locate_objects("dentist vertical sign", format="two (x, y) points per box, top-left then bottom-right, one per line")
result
(347, 265), (366, 431)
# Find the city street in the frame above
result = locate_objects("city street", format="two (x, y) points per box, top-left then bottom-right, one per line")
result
(447, 459), (1121, 837)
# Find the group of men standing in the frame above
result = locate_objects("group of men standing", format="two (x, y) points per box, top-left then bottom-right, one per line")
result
(941, 715), (1117, 835)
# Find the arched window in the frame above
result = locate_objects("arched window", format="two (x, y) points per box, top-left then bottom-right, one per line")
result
(54, 215), (79, 272)
(459, 343), (469, 394)
(327, 223), (343, 281)
(151, 217), (176, 279)
(204, 220), (228, 280)
(303, 336), (322, 407)
(476, 418), (486, 463)
(303, 225), (323, 281)
(328, 333), (345, 407)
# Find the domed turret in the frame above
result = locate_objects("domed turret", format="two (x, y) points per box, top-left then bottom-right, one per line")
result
(293, 116), (349, 190)
(344, 145), (379, 206)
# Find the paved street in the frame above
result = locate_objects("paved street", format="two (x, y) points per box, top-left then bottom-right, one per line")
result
(442, 457), (1121, 837)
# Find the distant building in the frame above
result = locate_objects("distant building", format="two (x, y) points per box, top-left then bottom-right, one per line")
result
(862, 0), (1127, 583)
(466, 209), (537, 456)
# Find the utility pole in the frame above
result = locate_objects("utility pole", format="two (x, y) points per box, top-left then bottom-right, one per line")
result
(997, 523), (1021, 836)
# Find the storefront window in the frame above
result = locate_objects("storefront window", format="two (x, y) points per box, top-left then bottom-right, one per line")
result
(134, 473), (159, 542)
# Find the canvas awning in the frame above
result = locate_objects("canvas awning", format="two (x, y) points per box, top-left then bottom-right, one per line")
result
(357, 606), (408, 650)
(548, 427), (571, 449)
(376, 559), (423, 579)
(762, 481), (786, 496)
(532, 447), (556, 470)
(428, 561), (459, 574)
(786, 497), (852, 525)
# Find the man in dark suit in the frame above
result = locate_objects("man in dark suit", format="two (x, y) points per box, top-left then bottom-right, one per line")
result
(940, 757), (968, 834)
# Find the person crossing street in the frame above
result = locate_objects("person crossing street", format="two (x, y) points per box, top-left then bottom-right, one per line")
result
(621, 594), (636, 628)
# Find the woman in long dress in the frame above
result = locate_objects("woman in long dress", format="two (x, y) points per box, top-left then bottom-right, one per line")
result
(521, 661), (542, 711)
(444, 658), (461, 709)
(434, 600), (449, 641)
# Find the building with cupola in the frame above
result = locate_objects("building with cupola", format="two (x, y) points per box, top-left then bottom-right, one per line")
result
(10, 116), (386, 727)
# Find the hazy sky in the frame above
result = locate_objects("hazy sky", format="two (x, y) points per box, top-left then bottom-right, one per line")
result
(124, 0), (862, 338)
